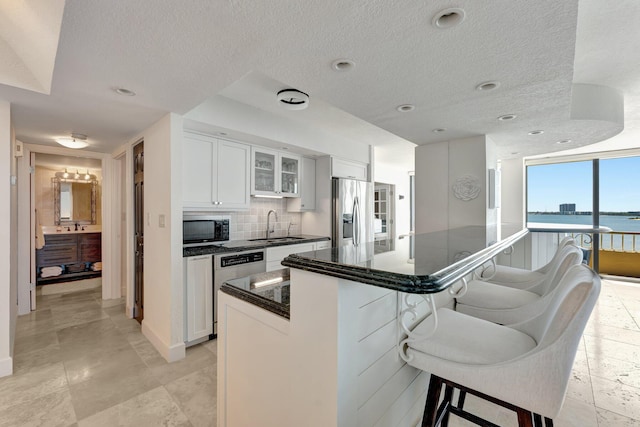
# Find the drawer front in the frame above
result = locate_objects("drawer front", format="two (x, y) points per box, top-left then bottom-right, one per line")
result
(37, 245), (78, 266)
(44, 234), (77, 245)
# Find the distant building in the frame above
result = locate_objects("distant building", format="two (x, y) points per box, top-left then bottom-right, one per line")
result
(560, 203), (576, 214)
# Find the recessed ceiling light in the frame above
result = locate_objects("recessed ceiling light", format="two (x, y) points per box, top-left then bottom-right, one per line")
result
(432, 128), (446, 133)
(217, 132), (227, 136)
(528, 130), (544, 135)
(511, 152), (520, 155)
(281, 147), (289, 150)
(432, 8), (466, 29)
(556, 139), (572, 144)
(397, 104), (415, 112)
(476, 81), (500, 91)
(498, 114), (517, 121)
(277, 89), (309, 110)
(115, 87), (136, 96)
(331, 59), (355, 72)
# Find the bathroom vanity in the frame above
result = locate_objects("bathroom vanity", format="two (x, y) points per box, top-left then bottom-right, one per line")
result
(36, 230), (102, 284)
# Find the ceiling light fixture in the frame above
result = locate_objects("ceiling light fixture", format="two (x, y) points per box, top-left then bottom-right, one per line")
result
(476, 81), (500, 91)
(556, 139), (572, 144)
(55, 135), (89, 149)
(277, 89), (309, 110)
(432, 128), (446, 133)
(432, 8), (466, 29)
(497, 114), (517, 121)
(332, 59), (356, 72)
(115, 87), (136, 96)
(528, 130), (544, 135)
(397, 104), (415, 112)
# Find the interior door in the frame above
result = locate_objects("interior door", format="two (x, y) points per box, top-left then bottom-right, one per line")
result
(133, 141), (144, 323)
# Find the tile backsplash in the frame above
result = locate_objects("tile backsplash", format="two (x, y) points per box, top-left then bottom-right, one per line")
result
(192, 198), (302, 241)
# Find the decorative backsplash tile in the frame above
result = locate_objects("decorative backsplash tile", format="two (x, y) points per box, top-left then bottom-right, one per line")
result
(193, 198), (302, 241)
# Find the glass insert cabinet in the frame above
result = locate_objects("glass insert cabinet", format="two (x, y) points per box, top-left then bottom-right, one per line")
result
(251, 147), (300, 197)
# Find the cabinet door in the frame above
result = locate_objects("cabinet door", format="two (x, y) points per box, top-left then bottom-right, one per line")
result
(252, 147), (279, 195)
(280, 154), (301, 197)
(78, 233), (102, 262)
(287, 157), (315, 211)
(332, 157), (368, 181)
(185, 255), (213, 342)
(183, 133), (215, 208)
(217, 140), (250, 209)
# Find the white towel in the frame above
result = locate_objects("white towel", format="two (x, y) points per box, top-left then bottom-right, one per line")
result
(41, 266), (63, 278)
(35, 209), (45, 250)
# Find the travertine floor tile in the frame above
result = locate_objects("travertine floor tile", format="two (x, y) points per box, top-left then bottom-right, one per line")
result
(591, 376), (640, 421)
(165, 366), (217, 427)
(0, 389), (76, 427)
(0, 362), (68, 412)
(77, 386), (191, 427)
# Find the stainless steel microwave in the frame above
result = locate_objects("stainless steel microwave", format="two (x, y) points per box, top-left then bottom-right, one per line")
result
(183, 216), (229, 245)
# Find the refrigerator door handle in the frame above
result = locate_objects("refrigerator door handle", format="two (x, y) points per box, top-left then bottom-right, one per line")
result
(353, 196), (361, 246)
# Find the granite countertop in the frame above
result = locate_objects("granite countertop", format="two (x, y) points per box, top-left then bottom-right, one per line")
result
(183, 234), (329, 257)
(221, 268), (290, 319)
(282, 227), (528, 294)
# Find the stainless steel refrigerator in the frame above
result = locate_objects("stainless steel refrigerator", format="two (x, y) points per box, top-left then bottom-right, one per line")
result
(332, 177), (373, 248)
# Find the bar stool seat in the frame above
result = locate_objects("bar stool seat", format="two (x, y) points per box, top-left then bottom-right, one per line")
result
(456, 245), (583, 324)
(403, 264), (600, 427)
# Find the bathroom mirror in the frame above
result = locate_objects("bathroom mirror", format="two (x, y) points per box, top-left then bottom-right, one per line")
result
(53, 177), (97, 225)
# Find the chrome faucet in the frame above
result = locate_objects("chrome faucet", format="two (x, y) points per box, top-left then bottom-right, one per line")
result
(266, 210), (278, 239)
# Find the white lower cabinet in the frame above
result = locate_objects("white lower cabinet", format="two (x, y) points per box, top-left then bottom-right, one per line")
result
(266, 241), (329, 272)
(184, 255), (213, 344)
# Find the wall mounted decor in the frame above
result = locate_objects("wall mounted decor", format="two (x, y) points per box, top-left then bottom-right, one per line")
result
(452, 175), (481, 201)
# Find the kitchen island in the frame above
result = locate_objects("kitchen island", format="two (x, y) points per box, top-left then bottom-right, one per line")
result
(217, 227), (527, 427)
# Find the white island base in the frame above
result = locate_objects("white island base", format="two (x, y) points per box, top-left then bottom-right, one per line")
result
(217, 268), (456, 427)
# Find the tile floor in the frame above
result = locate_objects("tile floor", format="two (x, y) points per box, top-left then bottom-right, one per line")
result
(1, 278), (639, 426)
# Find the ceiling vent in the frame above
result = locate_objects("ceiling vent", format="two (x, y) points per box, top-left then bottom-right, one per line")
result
(277, 89), (309, 110)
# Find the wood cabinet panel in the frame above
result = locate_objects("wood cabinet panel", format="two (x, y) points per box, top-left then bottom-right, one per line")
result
(79, 233), (102, 262)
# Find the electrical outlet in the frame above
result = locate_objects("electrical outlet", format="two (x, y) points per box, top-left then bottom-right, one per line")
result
(159, 214), (166, 228)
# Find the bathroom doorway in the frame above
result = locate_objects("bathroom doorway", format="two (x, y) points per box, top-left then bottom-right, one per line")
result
(33, 153), (103, 296)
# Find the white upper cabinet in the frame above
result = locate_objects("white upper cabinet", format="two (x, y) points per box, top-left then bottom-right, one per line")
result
(287, 157), (316, 212)
(251, 147), (301, 197)
(331, 157), (369, 181)
(183, 132), (250, 210)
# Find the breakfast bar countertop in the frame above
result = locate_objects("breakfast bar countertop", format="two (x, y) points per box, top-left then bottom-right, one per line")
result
(282, 226), (528, 294)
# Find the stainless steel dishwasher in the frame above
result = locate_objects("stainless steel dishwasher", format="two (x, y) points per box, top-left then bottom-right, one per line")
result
(213, 249), (266, 335)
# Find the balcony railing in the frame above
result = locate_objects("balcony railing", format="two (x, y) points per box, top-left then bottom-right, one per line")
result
(569, 231), (640, 278)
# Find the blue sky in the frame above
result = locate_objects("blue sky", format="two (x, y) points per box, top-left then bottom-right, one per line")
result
(527, 157), (640, 212)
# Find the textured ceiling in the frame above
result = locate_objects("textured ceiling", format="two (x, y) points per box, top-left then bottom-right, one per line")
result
(0, 0), (636, 161)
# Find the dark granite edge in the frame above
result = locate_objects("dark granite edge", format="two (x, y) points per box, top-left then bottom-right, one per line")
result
(281, 256), (443, 294)
(220, 283), (290, 319)
(184, 235), (330, 257)
(222, 236), (330, 252)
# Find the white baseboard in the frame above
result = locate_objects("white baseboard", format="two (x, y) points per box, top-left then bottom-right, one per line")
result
(0, 356), (13, 378)
(141, 321), (185, 363)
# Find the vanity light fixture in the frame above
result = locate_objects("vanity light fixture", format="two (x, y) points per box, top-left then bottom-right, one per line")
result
(55, 168), (96, 181)
(277, 89), (309, 110)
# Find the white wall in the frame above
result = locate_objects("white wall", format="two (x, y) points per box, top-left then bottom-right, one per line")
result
(0, 100), (17, 377)
(415, 136), (498, 244)
(137, 113), (186, 362)
(186, 96), (370, 163)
